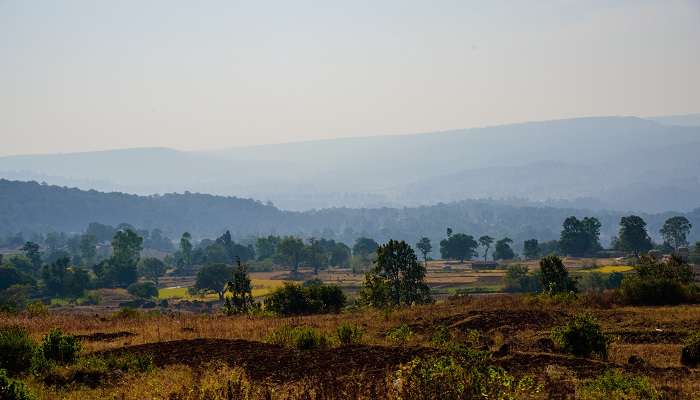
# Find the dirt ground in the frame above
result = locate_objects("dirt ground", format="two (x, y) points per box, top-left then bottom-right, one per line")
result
(7, 294), (700, 399)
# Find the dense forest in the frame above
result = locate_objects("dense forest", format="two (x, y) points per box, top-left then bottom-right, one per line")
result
(2, 179), (698, 249)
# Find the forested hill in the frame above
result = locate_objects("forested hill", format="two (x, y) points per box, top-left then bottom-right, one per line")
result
(1, 179), (698, 248)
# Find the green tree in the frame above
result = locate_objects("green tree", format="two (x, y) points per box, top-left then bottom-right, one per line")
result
(179, 232), (193, 267)
(79, 234), (97, 266)
(523, 239), (539, 259)
(440, 233), (478, 263)
(112, 229), (143, 268)
(195, 263), (232, 301)
(41, 257), (91, 298)
(478, 235), (494, 261)
(415, 237), (432, 266)
(20, 242), (42, 274)
(352, 237), (379, 258)
(660, 216), (692, 250)
(255, 235), (279, 260)
(359, 240), (431, 307)
(617, 215), (653, 255)
(539, 255), (577, 295)
(138, 257), (167, 285)
(224, 259), (255, 314)
(493, 237), (515, 260)
(276, 236), (306, 273)
(560, 216), (601, 257)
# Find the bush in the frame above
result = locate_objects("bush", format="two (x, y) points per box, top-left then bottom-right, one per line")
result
(336, 323), (363, 346)
(390, 353), (540, 400)
(681, 333), (700, 367)
(620, 276), (690, 305)
(539, 256), (577, 295)
(0, 369), (35, 400)
(37, 329), (81, 365)
(127, 282), (158, 299)
(265, 326), (332, 350)
(25, 301), (48, 318)
(552, 314), (608, 359)
(0, 326), (36, 375)
(579, 370), (658, 400)
(386, 324), (413, 345)
(264, 282), (346, 315)
(430, 325), (452, 346)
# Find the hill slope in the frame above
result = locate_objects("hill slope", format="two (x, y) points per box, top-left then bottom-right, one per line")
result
(2, 179), (700, 250)
(1, 116), (699, 211)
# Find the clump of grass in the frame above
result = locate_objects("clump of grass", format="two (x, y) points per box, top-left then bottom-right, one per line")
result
(265, 326), (332, 350)
(336, 323), (363, 346)
(386, 324), (413, 346)
(579, 370), (659, 400)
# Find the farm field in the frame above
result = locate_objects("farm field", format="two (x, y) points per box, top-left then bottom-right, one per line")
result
(4, 295), (700, 399)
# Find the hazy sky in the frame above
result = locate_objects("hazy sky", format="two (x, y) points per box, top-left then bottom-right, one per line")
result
(1, 0), (699, 156)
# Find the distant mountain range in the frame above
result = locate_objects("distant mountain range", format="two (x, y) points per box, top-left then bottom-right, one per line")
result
(1, 114), (699, 212)
(2, 179), (699, 251)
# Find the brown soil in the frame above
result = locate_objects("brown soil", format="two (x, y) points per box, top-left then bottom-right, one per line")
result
(96, 339), (434, 383)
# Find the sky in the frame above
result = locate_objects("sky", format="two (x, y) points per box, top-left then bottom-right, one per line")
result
(1, 0), (699, 156)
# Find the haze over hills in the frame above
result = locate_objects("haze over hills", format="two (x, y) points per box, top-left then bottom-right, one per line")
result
(2, 179), (699, 251)
(1, 115), (699, 212)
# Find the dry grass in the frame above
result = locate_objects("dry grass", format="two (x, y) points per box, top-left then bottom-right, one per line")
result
(4, 294), (700, 398)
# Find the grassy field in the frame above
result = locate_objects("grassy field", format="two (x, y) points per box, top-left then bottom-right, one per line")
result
(158, 279), (288, 300)
(3, 294), (700, 399)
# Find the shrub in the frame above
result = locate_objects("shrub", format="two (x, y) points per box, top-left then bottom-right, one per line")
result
(552, 314), (608, 359)
(336, 323), (363, 346)
(620, 276), (689, 305)
(265, 326), (332, 350)
(264, 282), (346, 315)
(0, 369), (35, 400)
(386, 324), (413, 345)
(539, 256), (577, 295)
(579, 370), (659, 400)
(37, 329), (81, 365)
(430, 325), (452, 346)
(25, 301), (48, 318)
(390, 354), (540, 400)
(127, 282), (158, 299)
(681, 333), (700, 367)
(0, 326), (36, 375)
(112, 307), (141, 319)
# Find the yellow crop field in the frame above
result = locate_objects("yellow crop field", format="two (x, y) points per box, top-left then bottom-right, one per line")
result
(158, 279), (287, 300)
(587, 265), (634, 273)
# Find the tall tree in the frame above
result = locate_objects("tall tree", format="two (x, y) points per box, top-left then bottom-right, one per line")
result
(440, 233), (478, 263)
(617, 215), (653, 255)
(179, 232), (193, 267)
(20, 242), (42, 274)
(195, 263), (232, 301)
(478, 236), (494, 261)
(224, 259), (255, 314)
(359, 240), (431, 307)
(559, 216), (601, 257)
(493, 237), (515, 260)
(523, 239), (539, 259)
(138, 257), (167, 285)
(79, 234), (97, 266)
(660, 216), (692, 250)
(276, 236), (306, 273)
(352, 237), (379, 258)
(415, 237), (432, 266)
(255, 235), (280, 260)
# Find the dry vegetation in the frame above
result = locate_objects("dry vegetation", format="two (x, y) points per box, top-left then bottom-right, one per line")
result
(3, 293), (700, 399)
